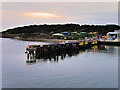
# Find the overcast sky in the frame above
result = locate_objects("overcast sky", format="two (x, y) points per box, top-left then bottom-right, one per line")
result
(1, 2), (118, 31)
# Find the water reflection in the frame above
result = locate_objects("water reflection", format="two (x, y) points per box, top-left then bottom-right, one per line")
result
(26, 45), (116, 65)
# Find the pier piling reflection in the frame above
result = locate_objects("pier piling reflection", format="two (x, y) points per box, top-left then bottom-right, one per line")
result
(25, 44), (115, 64)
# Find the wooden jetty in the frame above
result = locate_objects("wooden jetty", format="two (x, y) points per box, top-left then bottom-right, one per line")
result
(25, 40), (120, 63)
(98, 41), (120, 46)
(25, 41), (98, 63)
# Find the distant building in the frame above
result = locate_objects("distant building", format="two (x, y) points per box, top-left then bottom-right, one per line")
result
(61, 32), (69, 36)
(107, 30), (120, 41)
(52, 33), (64, 39)
(80, 32), (86, 38)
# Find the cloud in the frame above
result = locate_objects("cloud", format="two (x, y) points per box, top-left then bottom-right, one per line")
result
(1, 2), (118, 31)
(24, 12), (63, 19)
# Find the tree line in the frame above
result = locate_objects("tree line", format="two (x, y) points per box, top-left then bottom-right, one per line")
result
(2, 24), (120, 35)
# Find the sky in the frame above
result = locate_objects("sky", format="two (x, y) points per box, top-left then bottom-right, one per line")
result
(1, 0), (119, 2)
(1, 2), (118, 31)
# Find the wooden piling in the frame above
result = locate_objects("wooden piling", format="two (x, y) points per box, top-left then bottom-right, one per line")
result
(26, 40), (99, 63)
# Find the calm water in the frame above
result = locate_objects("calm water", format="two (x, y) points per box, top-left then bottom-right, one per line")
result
(2, 38), (118, 88)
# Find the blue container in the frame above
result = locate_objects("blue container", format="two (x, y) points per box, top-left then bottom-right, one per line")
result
(62, 32), (69, 36)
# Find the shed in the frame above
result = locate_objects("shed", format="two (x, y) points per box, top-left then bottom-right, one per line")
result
(71, 32), (78, 37)
(61, 32), (69, 36)
(80, 32), (87, 37)
(88, 33), (93, 38)
(52, 33), (64, 37)
(107, 30), (120, 40)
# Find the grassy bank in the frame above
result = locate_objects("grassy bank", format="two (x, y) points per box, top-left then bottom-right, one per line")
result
(0, 34), (19, 38)
(1, 34), (81, 43)
(16, 38), (81, 44)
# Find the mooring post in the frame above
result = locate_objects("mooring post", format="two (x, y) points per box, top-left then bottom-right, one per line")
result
(27, 51), (30, 61)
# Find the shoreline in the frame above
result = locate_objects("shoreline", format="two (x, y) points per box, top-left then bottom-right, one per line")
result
(0, 34), (82, 43)
(1, 37), (82, 44)
(16, 38), (82, 44)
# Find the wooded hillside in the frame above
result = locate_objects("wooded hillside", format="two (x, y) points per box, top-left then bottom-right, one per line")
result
(2, 24), (120, 35)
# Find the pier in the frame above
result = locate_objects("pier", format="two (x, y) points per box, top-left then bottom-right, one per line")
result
(25, 41), (98, 63)
(98, 41), (120, 46)
(25, 40), (120, 64)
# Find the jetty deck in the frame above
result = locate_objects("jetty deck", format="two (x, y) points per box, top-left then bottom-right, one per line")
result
(25, 40), (98, 63)
(98, 41), (120, 46)
(25, 40), (120, 63)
